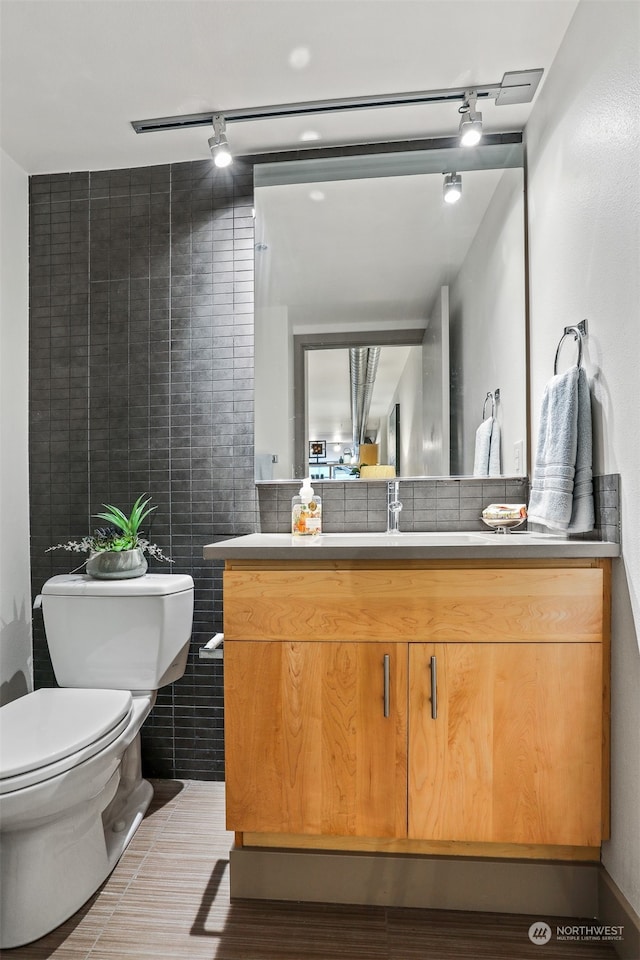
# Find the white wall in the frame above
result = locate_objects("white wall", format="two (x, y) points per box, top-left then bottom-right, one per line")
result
(449, 168), (527, 476)
(422, 286), (450, 476)
(0, 148), (32, 705)
(254, 305), (293, 479)
(526, 0), (640, 915)
(390, 345), (423, 477)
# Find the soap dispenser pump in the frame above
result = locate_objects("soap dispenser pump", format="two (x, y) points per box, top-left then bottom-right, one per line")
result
(292, 477), (322, 536)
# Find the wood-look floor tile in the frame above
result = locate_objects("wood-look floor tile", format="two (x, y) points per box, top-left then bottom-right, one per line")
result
(137, 851), (229, 887)
(1, 946), (96, 960)
(143, 834), (227, 859)
(386, 908), (618, 960)
(1, 781), (622, 960)
(212, 900), (389, 960)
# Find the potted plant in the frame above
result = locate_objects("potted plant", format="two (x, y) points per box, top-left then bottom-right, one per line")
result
(47, 494), (173, 579)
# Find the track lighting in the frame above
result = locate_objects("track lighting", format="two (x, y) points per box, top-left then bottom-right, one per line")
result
(208, 114), (233, 167)
(443, 172), (462, 204)
(132, 71), (544, 155)
(459, 90), (483, 147)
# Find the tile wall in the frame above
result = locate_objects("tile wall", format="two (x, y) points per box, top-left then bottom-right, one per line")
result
(29, 161), (258, 779)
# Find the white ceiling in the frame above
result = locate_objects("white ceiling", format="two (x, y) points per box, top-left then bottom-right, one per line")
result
(1, 0), (579, 175)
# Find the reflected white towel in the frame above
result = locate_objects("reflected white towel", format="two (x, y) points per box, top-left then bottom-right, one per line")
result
(254, 454), (274, 481)
(488, 418), (501, 477)
(528, 366), (594, 532)
(473, 417), (501, 476)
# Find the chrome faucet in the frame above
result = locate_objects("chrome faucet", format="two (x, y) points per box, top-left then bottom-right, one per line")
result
(386, 480), (403, 534)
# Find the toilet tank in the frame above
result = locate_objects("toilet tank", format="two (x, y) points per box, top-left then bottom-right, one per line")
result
(40, 573), (194, 691)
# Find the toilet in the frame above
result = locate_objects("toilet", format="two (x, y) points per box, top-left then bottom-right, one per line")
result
(0, 572), (194, 950)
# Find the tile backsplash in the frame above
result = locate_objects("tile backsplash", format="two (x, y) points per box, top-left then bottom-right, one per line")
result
(258, 477), (529, 533)
(259, 474), (620, 541)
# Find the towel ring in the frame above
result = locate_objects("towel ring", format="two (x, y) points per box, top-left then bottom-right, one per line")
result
(554, 320), (587, 375)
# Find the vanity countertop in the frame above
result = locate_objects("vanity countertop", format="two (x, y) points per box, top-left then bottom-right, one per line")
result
(203, 531), (620, 561)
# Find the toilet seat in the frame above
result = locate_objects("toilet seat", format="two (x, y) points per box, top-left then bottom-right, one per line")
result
(0, 688), (133, 795)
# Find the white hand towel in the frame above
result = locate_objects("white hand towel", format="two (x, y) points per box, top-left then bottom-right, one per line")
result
(528, 365), (594, 532)
(568, 367), (595, 533)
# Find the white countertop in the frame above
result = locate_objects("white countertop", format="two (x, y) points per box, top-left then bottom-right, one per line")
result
(203, 531), (620, 561)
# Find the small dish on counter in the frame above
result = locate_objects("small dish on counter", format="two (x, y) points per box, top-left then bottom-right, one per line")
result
(481, 502), (527, 533)
(481, 516), (527, 533)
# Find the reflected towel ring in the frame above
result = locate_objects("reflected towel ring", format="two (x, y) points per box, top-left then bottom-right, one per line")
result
(554, 320), (588, 375)
(482, 388), (500, 420)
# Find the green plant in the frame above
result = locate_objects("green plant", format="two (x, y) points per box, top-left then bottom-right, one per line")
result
(47, 494), (172, 564)
(93, 494), (157, 551)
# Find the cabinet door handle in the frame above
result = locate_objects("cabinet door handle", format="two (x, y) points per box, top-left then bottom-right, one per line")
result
(383, 654), (390, 718)
(430, 655), (438, 719)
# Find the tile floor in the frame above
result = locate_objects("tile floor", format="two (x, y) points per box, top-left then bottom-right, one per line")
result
(2, 780), (619, 960)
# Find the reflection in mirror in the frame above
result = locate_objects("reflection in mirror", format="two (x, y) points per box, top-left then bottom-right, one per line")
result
(254, 141), (527, 481)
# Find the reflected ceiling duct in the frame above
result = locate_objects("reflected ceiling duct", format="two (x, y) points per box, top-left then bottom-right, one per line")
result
(350, 347), (367, 449)
(350, 346), (381, 449)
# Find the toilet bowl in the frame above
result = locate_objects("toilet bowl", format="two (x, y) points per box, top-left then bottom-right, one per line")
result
(0, 573), (194, 949)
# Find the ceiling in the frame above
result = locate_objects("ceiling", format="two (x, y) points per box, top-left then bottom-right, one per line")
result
(1, 0), (579, 175)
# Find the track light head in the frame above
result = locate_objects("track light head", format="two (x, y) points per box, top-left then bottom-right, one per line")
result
(459, 113), (483, 147)
(208, 114), (233, 167)
(459, 91), (483, 147)
(443, 172), (462, 204)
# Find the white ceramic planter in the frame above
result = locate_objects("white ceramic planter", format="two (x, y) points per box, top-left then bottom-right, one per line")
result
(85, 548), (148, 579)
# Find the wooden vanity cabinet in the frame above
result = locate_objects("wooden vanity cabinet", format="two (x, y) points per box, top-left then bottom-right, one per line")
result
(223, 561), (609, 852)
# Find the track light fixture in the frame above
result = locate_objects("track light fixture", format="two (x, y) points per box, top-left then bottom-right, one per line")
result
(208, 114), (233, 167)
(443, 172), (462, 204)
(131, 71), (544, 159)
(458, 90), (483, 147)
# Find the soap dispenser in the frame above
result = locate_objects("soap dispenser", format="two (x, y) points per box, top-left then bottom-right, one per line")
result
(292, 477), (322, 536)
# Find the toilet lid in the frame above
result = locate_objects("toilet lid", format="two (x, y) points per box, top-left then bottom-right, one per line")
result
(41, 573), (194, 597)
(0, 688), (133, 785)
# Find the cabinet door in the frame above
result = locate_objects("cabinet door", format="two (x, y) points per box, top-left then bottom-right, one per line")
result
(225, 641), (407, 837)
(408, 643), (603, 846)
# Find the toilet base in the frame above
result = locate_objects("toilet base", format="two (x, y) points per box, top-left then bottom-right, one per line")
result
(0, 703), (154, 949)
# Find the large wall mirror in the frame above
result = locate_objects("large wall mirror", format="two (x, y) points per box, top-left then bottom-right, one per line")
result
(254, 138), (527, 481)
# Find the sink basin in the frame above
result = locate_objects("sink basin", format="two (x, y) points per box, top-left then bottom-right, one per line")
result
(316, 532), (496, 547)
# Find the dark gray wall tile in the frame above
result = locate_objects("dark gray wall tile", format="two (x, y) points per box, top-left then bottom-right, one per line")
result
(29, 160), (256, 780)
